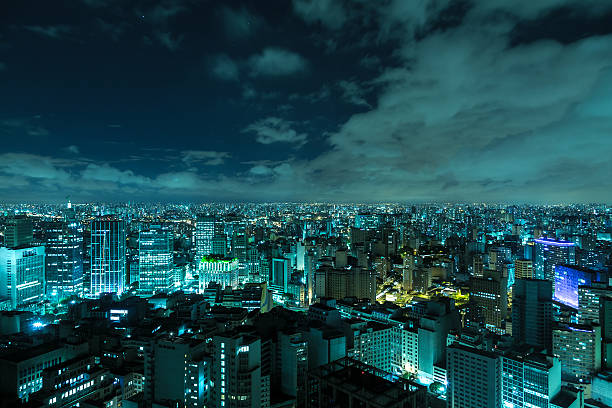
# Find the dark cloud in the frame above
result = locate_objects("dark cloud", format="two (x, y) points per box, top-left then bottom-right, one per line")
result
(1, 0), (611, 203)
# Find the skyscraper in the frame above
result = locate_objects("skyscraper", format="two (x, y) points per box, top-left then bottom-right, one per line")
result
(501, 350), (561, 408)
(211, 331), (270, 408)
(601, 296), (612, 370)
(447, 343), (501, 408)
(0, 246), (45, 310)
(554, 264), (607, 309)
(553, 323), (601, 384)
(138, 225), (173, 295)
(4, 215), (33, 248)
(514, 259), (533, 280)
(43, 218), (83, 300)
(195, 215), (216, 261)
(534, 238), (575, 282)
(90, 220), (126, 296)
(469, 270), (508, 332)
(270, 257), (289, 294)
(512, 278), (553, 350)
(578, 281), (611, 324)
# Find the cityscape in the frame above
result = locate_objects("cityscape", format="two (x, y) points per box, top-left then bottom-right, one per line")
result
(0, 202), (610, 407)
(2, 0), (612, 408)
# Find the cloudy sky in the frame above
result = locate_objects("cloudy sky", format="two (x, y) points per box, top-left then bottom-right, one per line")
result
(1, 0), (611, 203)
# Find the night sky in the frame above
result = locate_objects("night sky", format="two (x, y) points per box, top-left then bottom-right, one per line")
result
(1, 0), (612, 203)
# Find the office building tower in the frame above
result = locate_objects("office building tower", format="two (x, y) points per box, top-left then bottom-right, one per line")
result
(195, 215), (222, 261)
(198, 256), (239, 291)
(144, 336), (209, 408)
(43, 219), (83, 300)
(270, 257), (289, 293)
(0, 246), (45, 310)
(417, 298), (461, 382)
(470, 270), (508, 332)
(4, 215), (33, 248)
(554, 264), (608, 309)
(211, 331), (270, 408)
(351, 321), (394, 373)
(276, 331), (308, 400)
(512, 279), (553, 349)
(501, 350), (561, 408)
(138, 225), (173, 295)
(306, 357), (427, 408)
(212, 233), (228, 257)
(515, 259), (534, 280)
(553, 324), (601, 384)
(413, 266), (432, 293)
(447, 343), (501, 408)
(303, 322), (346, 371)
(314, 265), (376, 302)
(90, 220), (126, 296)
(602, 296), (612, 369)
(354, 213), (380, 230)
(473, 254), (485, 277)
(578, 281), (611, 324)
(534, 238), (575, 282)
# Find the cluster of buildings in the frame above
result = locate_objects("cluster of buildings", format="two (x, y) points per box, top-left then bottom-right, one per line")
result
(0, 201), (610, 407)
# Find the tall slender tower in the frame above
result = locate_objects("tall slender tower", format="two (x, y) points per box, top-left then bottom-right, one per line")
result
(138, 224), (173, 295)
(90, 220), (126, 296)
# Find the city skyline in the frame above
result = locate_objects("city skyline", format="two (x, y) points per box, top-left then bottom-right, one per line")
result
(1, 0), (612, 203)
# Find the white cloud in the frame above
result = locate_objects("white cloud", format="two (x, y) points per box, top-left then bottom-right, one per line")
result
(65, 145), (80, 154)
(24, 25), (72, 39)
(292, 0), (347, 29)
(210, 54), (240, 81)
(338, 80), (370, 107)
(243, 117), (308, 147)
(249, 48), (308, 77)
(181, 150), (230, 166)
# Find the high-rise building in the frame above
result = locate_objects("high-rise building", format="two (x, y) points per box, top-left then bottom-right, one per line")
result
(447, 343), (501, 408)
(578, 281), (611, 324)
(198, 256), (239, 291)
(470, 270), (508, 332)
(514, 259), (534, 280)
(4, 215), (33, 248)
(314, 265), (376, 302)
(211, 331), (270, 408)
(553, 323), (601, 384)
(416, 298), (461, 382)
(270, 257), (289, 294)
(90, 220), (126, 296)
(534, 238), (575, 282)
(554, 264), (608, 309)
(195, 215), (220, 261)
(43, 219), (83, 300)
(601, 296), (612, 369)
(144, 336), (210, 408)
(512, 278), (553, 350)
(351, 321), (394, 373)
(501, 350), (561, 408)
(138, 225), (173, 295)
(0, 246), (45, 310)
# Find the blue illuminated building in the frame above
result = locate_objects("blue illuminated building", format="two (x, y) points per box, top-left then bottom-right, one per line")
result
(553, 264), (608, 309)
(534, 238), (575, 282)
